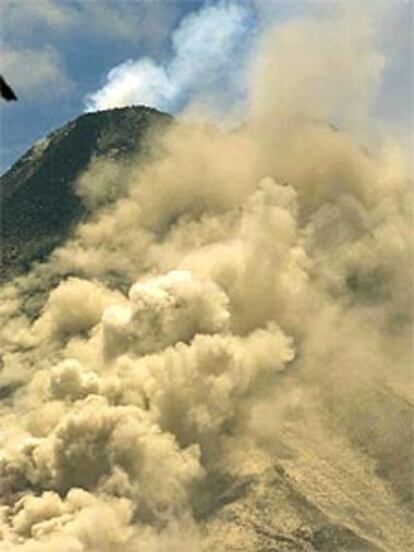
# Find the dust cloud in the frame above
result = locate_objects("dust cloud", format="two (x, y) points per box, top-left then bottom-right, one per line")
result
(0, 3), (412, 550)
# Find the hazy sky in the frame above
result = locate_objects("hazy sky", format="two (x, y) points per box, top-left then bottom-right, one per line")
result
(0, 0), (412, 173)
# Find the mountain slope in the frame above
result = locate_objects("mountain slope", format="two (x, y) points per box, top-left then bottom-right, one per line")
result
(0, 108), (412, 552)
(0, 106), (172, 281)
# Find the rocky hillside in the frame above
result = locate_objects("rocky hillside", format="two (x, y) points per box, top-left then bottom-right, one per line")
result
(0, 106), (172, 281)
(0, 107), (412, 552)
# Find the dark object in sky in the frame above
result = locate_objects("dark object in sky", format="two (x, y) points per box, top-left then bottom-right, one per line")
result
(0, 75), (18, 101)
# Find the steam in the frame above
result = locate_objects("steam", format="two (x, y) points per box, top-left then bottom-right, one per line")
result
(0, 2), (412, 551)
(85, 2), (251, 114)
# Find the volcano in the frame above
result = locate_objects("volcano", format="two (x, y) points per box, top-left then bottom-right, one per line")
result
(0, 107), (412, 552)
(0, 106), (172, 281)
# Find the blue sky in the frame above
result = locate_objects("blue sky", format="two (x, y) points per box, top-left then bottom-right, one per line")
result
(0, 0), (412, 173)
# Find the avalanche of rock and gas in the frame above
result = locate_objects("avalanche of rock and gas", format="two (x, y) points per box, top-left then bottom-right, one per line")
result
(0, 4), (412, 551)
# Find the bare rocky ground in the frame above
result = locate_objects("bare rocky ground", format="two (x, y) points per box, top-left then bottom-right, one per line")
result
(202, 414), (413, 551)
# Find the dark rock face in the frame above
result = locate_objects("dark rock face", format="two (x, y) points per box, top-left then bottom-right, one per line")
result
(0, 106), (172, 281)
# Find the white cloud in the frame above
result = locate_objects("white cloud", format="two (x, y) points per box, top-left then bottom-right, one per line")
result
(0, 0), (74, 32)
(85, 58), (175, 113)
(0, 0), (177, 47)
(85, 2), (251, 113)
(0, 44), (70, 97)
(169, 2), (249, 94)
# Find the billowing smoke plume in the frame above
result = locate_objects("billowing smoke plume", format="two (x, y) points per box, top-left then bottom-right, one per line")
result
(0, 2), (412, 551)
(85, 2), (251, 115)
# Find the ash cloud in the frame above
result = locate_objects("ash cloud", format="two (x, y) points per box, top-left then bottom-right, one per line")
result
(0, 2), (412, 550)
